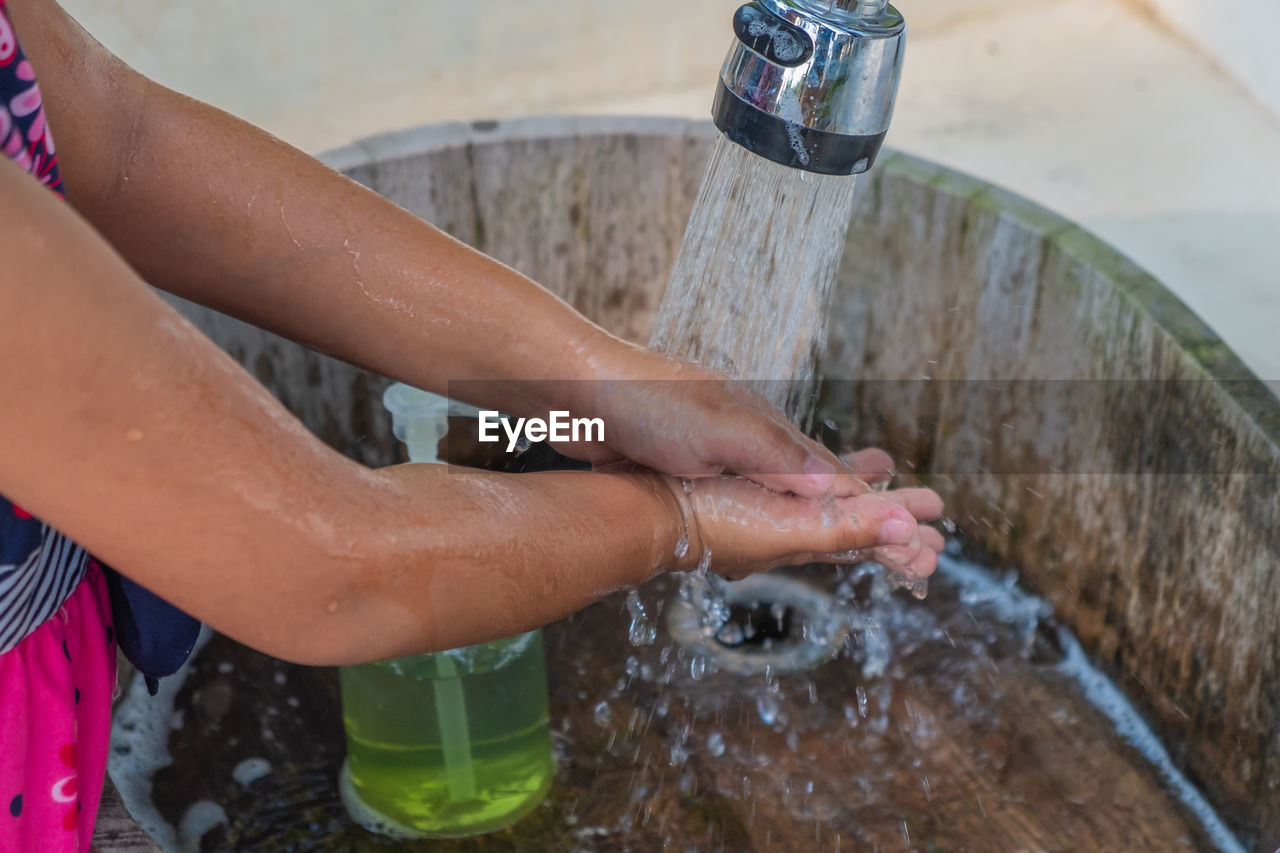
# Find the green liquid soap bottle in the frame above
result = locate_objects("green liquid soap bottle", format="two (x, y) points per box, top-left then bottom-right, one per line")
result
(338, 384), (553, 839)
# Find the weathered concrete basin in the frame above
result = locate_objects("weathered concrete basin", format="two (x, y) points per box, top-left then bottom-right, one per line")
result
(98, 117), (1280, 851)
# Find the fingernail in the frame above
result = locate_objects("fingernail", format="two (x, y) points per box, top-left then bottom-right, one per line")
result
(879, 517), (915, 545)
(803, 455), (835, 492)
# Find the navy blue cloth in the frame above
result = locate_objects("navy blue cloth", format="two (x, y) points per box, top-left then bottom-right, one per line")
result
(0, 499), (41, 567)
(103, 568), (201, 695)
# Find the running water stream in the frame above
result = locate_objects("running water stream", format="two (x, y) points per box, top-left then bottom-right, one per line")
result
(648, 134), (908, 649)
(650, 135), (861, 426)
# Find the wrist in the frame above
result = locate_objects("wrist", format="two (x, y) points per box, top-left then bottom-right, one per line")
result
(564, 337), (714, 421)
(646, 475), (704, 576)
(501, 325), (627, 420)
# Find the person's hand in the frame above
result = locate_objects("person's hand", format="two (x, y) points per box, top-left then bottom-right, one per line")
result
(557, 344), (945, 575)
(838, 447), (945, 578)
(559, 345), (867, 498)
(661, 469), (943, 582)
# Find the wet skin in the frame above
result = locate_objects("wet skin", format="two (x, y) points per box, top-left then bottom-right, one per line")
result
(0, 0), (942, 666)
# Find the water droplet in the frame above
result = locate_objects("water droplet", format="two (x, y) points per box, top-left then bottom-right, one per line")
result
(770, 601), (787, 628)
(674, 532), (690, 559)
(680, 571), (731, 638)
(626, 590), (657, 647)
(624, 656), (641, 679)
(856, 685), (869, 718)
(707, 730), (726, 757)
(756, 693), (781, 726)
(593, 701), (612, 727)
(689, 656), (707, 680)
(819, 495), (839, 528)
(886, 569), (929, 600)
(715, 621), (745, 646)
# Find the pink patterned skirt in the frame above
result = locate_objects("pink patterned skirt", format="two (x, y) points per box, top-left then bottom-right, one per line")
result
(0, 559), (116, 852)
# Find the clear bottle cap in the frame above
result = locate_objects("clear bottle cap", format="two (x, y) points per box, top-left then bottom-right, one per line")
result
(382, 383), (451, 464)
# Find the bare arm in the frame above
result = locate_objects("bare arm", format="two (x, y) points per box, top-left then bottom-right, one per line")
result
(0, 154), (930, 663)
(9, 0), (920, 505)
(12, 0), (597, 408)
(0, 153), (684, 664)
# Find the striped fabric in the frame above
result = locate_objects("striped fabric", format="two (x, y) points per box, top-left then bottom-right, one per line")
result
(0, 520), (88, 654)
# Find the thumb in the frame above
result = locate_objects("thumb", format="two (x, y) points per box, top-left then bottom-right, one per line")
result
(706, 414), (865, 499)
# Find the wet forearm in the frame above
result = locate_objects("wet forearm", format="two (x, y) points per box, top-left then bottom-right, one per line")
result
(72, 78), (620, 415)
(311, 466), (681, 666)
(18, 0), (618, 415)
(0, 153), (680, 666)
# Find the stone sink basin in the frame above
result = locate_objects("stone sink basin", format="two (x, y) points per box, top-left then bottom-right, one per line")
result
(96, 117), (1280, 852)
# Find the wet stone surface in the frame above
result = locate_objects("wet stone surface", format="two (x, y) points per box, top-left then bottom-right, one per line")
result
(149, 555), (1218, 852)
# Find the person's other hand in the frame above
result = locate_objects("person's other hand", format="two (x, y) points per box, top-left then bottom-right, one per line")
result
(662, 471), (941, 582)
(561, 346), (865, 498)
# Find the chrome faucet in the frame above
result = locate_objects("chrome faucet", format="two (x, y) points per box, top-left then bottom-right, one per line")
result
(714, 0), (906, 175)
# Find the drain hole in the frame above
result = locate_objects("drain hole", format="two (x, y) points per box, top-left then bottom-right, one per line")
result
(715, 602), (797, 651)
(668, 574), (842, 674)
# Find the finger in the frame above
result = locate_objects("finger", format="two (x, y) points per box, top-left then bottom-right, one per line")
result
(919, 526), (945, 553)
(874, 534), (940, 579)
(830, 494), (918, 553)
(875, 533), (923, 569)
(841, 448), (895, 485)
(878, 487), (944, 522)
(708, 411), (866, 499)
(889, 544), (939, 579)
(911, 546), (939, 578)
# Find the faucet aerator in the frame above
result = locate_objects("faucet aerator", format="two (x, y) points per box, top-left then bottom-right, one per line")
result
(713, 0), (907, 175)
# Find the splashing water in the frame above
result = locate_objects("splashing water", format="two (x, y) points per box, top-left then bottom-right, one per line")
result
(625, 589), (657, 647)
(577, 551), (1245, 851)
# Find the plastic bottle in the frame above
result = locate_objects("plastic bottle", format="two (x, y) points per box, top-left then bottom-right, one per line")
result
(338, 384), (553, 838)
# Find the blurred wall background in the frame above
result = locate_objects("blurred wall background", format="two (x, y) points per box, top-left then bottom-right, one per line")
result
(1138, 0), (1280, 121)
